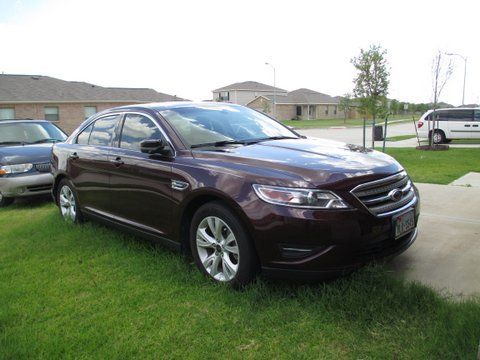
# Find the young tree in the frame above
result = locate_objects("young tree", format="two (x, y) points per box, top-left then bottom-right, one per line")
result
(351, 44), (390, 129)
(338, 93), (353, 124)
(429, 51), (454, 147)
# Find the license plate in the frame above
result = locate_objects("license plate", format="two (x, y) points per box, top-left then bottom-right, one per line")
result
(394, 210), (415, 238)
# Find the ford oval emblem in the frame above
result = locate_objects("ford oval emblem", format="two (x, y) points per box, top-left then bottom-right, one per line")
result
(388, 189), (403, 202)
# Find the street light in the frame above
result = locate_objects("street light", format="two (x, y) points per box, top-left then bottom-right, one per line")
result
(265, 62), (276, 117)
(445, 52), (467, 105)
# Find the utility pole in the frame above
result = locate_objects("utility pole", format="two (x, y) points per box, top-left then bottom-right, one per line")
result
(445, 52), (467, 105)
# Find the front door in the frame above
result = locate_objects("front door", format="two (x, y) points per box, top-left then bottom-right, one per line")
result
(107, 113), (174, 237)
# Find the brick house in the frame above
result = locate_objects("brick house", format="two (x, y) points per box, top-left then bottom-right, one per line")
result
(247, 88), (357, 121)
(0, 74), (185, 133)
(212, 81), (287, 105)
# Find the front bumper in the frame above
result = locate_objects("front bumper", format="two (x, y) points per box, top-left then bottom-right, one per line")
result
(0, 173), (53, 198)
(262, 228), (418, 280)
(244, 192), (420, 278)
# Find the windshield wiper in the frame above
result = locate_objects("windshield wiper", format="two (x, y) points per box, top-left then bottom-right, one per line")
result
(251, 136), (299, 143)
(31, 138), (61, 144)
(0, 141), (25, 146)
(190, 140), (249, 149)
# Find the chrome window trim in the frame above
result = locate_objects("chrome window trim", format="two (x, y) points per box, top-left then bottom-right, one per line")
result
(73, 111), (176, 156)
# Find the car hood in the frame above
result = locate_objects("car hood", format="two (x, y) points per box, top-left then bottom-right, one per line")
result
(0, 143), (53, 165)
(192, 138), (404, 188)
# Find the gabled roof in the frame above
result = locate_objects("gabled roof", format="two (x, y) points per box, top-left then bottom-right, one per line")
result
(0, 74), (186, 103)
(271, 88), (340, 105)
(213, 81), (287, 93)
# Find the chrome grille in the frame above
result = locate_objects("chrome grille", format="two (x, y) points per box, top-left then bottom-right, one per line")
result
(351, 171), (417, 217)
(35, 163), (51, 173)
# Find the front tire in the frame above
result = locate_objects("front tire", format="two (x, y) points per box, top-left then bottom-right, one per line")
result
(190, 201), (259, 287)
(0, 193), (14, 207)
(57, 179), (82, 223)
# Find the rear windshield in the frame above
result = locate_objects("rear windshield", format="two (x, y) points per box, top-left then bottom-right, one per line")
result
(0, 122), (67, 146)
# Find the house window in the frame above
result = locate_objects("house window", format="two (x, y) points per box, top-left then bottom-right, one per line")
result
(0, 108), (15, 120)
(218, 91), (229, 101)
(325, 105), (329, 115)
(44, 107), (59, 121)
(309, 105), (316, 117)
(334, 106), (337, 115)
(84, 106), (97, 119)
(296, 106), (302, 116)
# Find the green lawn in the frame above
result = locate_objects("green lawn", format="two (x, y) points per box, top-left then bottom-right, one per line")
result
(385, 134), (417, 142)
(384, 148), (480, 184)
(282, 114), (414, 129)
(1, 201), (480, 359)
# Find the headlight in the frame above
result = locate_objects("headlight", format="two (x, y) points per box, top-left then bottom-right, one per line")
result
(0, 163), (33, 175)
(252, 184), (350, 209)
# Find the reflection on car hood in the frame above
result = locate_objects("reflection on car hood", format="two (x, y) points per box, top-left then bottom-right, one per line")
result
(0, 143), (54, 165)
(192, 137), (404, 187)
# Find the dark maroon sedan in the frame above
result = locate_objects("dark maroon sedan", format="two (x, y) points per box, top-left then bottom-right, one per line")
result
(51, 102), (419, 287)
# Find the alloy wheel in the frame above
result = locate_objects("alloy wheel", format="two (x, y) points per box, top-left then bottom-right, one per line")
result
(196, 216), (239, 282)
(59, 185), (77, 221)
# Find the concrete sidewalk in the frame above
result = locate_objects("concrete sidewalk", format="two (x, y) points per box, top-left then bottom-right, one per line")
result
(388, 183), (480, 298)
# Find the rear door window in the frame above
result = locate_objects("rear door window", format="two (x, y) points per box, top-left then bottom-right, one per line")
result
(119, 113), (163, 152)
(76, 123), (94, 145)
(89, 115), (121, 147)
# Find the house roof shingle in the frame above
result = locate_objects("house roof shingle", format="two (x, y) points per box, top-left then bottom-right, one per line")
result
(0, 74), (185, 103)
(268, 88), (340, 105)
(213, 81), (287, 93)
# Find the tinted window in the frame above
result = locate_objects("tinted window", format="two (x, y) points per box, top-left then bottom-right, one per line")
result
(89, 115), (120, 147)
(438, 110), (473, 121)
(120, 114), (163, 151)
(76, 123), (94, 145)
(474, 110), (480, 121)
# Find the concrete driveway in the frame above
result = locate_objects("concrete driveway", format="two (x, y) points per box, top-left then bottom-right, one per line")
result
(388, 183), (480, 298)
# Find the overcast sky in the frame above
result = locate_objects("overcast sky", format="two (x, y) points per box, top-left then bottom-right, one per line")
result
(0, 0), (478, 105)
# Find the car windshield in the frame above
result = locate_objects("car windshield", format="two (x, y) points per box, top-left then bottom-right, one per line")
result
(159, 104), (298, 148)
(0, 122), (67, 146)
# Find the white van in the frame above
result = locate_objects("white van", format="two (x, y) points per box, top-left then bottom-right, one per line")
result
(417, 108), (480, 143)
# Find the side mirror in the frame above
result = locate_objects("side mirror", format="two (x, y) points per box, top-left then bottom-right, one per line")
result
(140, 139), (166, 154)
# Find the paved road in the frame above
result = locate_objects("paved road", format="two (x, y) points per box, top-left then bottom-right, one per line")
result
(297, 121), (417, 146)
(297, 121), (480, 148)
(388, 183), (480, 298)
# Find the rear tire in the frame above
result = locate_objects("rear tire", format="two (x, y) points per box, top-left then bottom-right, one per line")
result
(57, 179), (83, 223)
(190, 201), (259, 288)
(431, 130), (446, 144)
(0, 193), (14, 207)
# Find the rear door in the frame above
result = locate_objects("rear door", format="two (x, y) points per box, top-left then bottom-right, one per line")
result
(107, 112), (175, 237)
(68, 114), (121, 212)
(473, 110), (480, 139)
(445, 109), (474, 139)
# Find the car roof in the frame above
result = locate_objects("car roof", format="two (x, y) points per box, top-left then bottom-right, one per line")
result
(108, 101), (244, 112)
(431, 107), (480, 111)
(0, 119), (51, 124)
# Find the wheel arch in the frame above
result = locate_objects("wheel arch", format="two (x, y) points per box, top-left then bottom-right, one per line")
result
(177, 189), (256, 256)
(52, 172), (70, 205)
